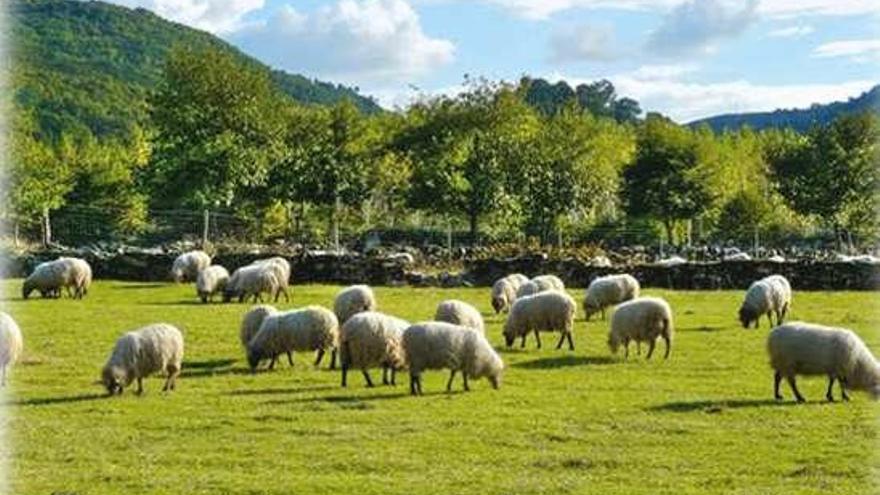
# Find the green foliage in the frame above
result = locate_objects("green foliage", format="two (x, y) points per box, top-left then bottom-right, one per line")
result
(522, 77), (642, 123)
(5, 281), (879, 494)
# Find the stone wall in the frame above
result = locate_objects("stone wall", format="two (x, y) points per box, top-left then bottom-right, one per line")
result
(4, 251), (878, 290)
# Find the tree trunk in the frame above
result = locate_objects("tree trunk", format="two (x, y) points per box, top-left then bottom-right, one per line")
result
(663, 219), (674, 248)
(468, 212), (479, 247)
(42, 208), (51, 247)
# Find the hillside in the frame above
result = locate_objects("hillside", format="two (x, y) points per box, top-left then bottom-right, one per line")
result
(689, 85), (880, 132)
(11, 0), (381, 139)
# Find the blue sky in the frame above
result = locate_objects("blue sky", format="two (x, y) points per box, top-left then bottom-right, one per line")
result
(109, 0), (879, 121)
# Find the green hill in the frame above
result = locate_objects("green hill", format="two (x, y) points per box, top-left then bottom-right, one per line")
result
(688, 85), (879, 132)
(11, 0), (382, 139)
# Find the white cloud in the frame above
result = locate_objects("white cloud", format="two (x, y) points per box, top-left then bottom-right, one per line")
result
(549, 68), (874, 122)
(550, 23), (617, 62)
(233, 0), (454, 83)
(110, 0), (264, 33)
(629, 63), (699, 80)
(647, 0), (757, 57)
(812, 39), (880, 63)
(766, 24), (814, 38)
(480, 0), (880, 19)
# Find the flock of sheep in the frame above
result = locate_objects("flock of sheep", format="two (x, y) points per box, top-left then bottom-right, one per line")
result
(2, 250), (879, 403)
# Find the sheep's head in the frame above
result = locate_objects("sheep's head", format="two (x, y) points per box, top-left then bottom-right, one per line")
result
(21, 281), (34, 300)
(101, 366), (126, 396)
(246, 347), (263, 372)
(170, 268), (183, 283)
(502, 322), (516, 347)
(738, 307), (755, 329)
(222, 287), (237, 303)
(583, 301), (599, 321)
(491, 296), (505, 314)
(607, 334), (621, 355)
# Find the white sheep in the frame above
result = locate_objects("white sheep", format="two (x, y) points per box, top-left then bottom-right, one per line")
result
(195, 265), (230, 303)
(583, 274), (640, 321)
(768, 322), (880, 402)
(333, 285), (377, 325)
(0, 312), (23, 387)
(435, 300), (485, 334)
(503, 290), (576, 350)
(246, 306), (339, 371)
(739, 274), (792, 328)
(403, 321), (503, 395)
(101, 323), (184, 395)
(490, 274), (529, 314)
(62, 257), (92, 299)
(516, 274), (565, 299)
(223, 265), (279, 303)
(239, 304), (278, 348)
(250, 257), (291, 302)
(608, 297), (673, 360)
(21, 257), (91, 299)
(339, 311), (409, 387)
(171, 250), (211, 283)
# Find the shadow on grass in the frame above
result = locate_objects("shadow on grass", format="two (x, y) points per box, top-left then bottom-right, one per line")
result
(186, 358), (237, 369)
(513, 355), (616, 369)
(262, 391), (410, 406)
(9, 393), (107, 407)
(115, 283), (170, 290)
(679, 325), (724, 333)
(180, 358), (250, 378)
(136, 300), (221, 307)
(648, 398), (802, 413)
(227, 385), (337, 396)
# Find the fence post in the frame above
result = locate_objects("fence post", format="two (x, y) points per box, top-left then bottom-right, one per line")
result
(333, 195), (341, 253)
(686, 219), (692, 247)
(202, 209), (210, 247)
(753, 227), (759, 257)
(42, 207), (51, 247)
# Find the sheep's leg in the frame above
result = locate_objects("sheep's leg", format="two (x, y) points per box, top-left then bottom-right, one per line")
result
(766, 311), (774, 327)
(520, 335), (527, 348)
(534, 331), (542, 349)
(825, 376), (836, 402)
(391, 368), (397, 386)
(554, 332), (566, 350)
(341, 364), (349, 387)
(566, 332), (575, 351)
(839, 378), (850, 401)
(645, 339), (656, 360)
(462, 372), (470, 392)
(268, 356), (277, 370)
(446, 370), (456, 392)
(662, 334), (671, 359)
(382, 366), (390, 385)
(136, 377), (144, 395)
(362, 369), (374, 388)
(287, 352), (294, 366)
(636, 341), (641, 355)
(329, 349), (337, 370)
(773, 371), (783, 400)
(409, 374), (417, 395)
(786, 375), (805, 403)
(314, 349), (325, 367)
(623, 341), (629, 360)
(283, 289), (290, 302)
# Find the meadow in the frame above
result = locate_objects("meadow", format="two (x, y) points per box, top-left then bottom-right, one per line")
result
(2, 281), (878, 494)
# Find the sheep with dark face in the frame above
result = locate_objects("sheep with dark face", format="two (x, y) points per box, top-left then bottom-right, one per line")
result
(491, 274), (529, 314)
(339, 311), (409, 388)
(583, 274), (640, 321)
(246, 306), (339, 371)
(101, 323), (184, 396)
(739, 275), (791, 328)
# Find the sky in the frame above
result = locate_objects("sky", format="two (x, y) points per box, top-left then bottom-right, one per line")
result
(108, 0), (879, 122)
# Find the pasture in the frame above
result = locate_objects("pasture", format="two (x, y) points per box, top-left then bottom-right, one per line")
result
(2, 281), (878, 494)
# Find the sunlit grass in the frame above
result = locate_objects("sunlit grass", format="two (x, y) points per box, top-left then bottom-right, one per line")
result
(3, 281), (878, 494)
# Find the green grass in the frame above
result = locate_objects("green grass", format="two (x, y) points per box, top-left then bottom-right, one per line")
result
(3, 281), (879, 494)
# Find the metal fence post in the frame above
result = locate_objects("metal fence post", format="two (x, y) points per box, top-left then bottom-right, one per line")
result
(202, 209), (210, 247)
(42, 208), (51, 247)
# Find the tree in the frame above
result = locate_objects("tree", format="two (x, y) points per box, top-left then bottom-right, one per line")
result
(148, 46), (286, 209)
(769, 112), (879, 243)
(622, 114), (713, 244)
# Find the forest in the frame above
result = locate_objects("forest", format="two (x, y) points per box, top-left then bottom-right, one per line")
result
(6, 44), (879, 249)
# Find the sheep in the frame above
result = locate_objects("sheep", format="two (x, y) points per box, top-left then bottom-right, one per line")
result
(0, 312), (23, 387)
(101, 323), (184, 395)
(21, 257), (90, 300)
(246, 306), (339, 371)
(503, 290), (576, 350)
(490, 274), (529, 314)
(403, 321), (503, 395)
(583, 274), (640, 321)
(739, 274), (792, 329)
(515, 274), (565, 299)
(434, 300), (485, 334)
(171, 250), (211, 283)
(339, 311), (409, 388)
(239, 305), (279, 347)
(195, 265), (230, 303)
(767, 322), (880, 402)
(333, 285), (377, 325)
(223, 265), (279, 303)
(608, 297), (673, 360)
(250, 257), (291, 302)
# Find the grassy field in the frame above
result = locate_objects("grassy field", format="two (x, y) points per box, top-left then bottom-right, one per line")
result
(2, 280), (878, 494)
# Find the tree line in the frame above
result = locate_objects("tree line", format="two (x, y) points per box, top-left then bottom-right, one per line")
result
(6, 46), (879, 248)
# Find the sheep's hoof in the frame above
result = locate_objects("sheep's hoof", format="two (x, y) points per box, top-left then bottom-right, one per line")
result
(774, 395), (783, 401)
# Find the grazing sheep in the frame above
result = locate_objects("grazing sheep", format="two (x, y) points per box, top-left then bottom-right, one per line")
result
(223, 265), (279, 303)
(403, 321), (503, 395)
(768, 322), (880, 402)
(171, 250), (211, 283)
(239, 305), (279, 348)
(583, 274), (640, 321)
(250, 257), (291, 302)
(101, 323), (184, 395)
(339, 311), (409, 387)
(22, 257), (91, 300)
(739, 274), (792, 328)
(333, 285), (377, 325)
(491, 274), (530, 314)
(435, 300), (485, 334)
(0, 312), (23, 387)
(196, 265), (230, 303)
(608, 297), (673, 360)
(503, 290), (576, 350)
(247, 306), (339, 371)
(516, 275), (565, 299)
